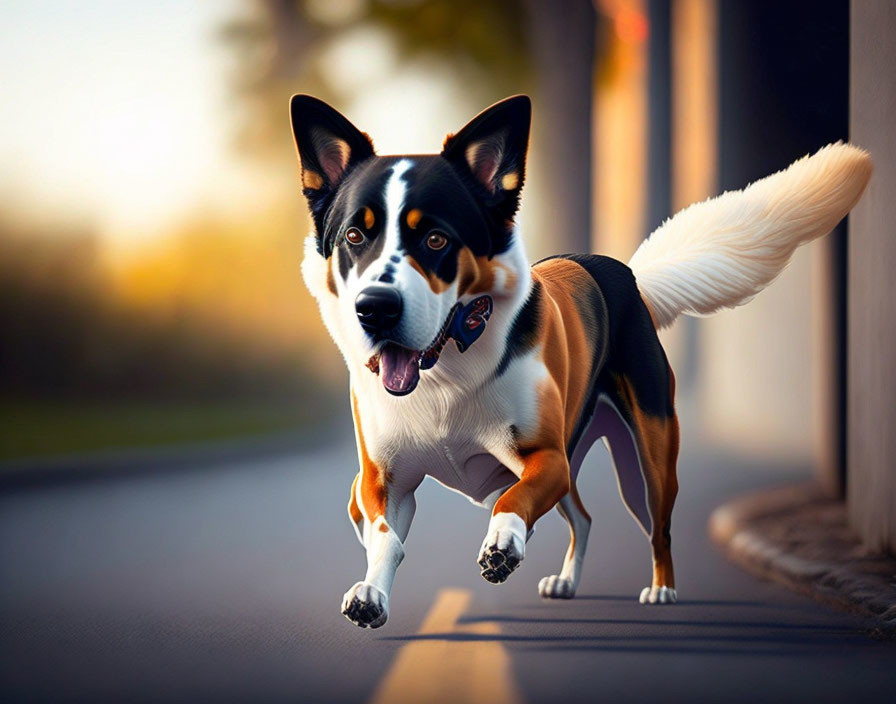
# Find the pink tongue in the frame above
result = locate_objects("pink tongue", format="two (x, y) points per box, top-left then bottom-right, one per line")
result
(380, 344), (421, 396)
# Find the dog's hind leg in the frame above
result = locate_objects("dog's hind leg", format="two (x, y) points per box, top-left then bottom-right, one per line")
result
(609, 374), (680, 605)
(538, 483), (591, 599)
(635, 409), (679, 604)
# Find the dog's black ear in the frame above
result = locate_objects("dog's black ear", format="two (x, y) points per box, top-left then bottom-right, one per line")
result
(290, 95), (375, 239)
(441, 95), (531, 224)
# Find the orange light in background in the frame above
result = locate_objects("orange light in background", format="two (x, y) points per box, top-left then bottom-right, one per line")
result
(615, 6), (649, 44)
(671, 0), (717, 211)
(593, 0), (648, 261)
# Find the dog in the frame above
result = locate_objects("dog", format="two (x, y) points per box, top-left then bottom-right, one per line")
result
(291, 94), (871, 628)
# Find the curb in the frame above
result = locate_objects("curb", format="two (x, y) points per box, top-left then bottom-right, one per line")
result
(709, 482), (896, 638)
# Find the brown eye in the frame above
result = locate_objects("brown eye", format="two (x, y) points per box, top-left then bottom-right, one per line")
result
(345, 228), (365, 245)
(426, 232), (448, 251)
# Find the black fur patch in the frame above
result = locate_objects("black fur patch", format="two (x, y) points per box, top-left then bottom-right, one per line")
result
(395, 158), (494, 284)
(325, 160), (394, 269)
(494, 280), (543, 378)
(554, 254), (674, 422)
(378, 263), (396, 284)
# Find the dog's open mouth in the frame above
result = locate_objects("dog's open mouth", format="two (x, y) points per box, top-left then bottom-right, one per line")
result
(367, 304), (457, 397)
(377, 344), (423, 396)
(365, 296), (493, 397)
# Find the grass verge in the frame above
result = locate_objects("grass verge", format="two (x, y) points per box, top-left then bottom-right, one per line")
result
(0, 398), (323, 462)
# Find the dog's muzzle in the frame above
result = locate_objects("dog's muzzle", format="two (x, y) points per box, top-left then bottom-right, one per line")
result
(355, 285), (403, 336)
(365, 295), (494, 397)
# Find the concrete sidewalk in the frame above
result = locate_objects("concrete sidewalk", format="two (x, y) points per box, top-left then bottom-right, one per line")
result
(710, 482), (896, 636)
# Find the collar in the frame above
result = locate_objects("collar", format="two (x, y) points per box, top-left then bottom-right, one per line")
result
(419, 295), (493, 369)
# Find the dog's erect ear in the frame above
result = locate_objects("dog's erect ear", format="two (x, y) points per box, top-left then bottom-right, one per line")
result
(289, 94), (375, 223)
(441, 95), (531, 223)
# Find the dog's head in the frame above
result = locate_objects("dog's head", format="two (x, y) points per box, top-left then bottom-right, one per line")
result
(291, 95), (531, 396)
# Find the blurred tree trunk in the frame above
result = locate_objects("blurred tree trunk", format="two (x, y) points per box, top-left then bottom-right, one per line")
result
(523, 0), (595, 258)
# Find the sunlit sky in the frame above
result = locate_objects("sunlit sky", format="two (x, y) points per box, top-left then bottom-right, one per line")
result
(0, 1), (269, 244)
(0, 1), (475, 247)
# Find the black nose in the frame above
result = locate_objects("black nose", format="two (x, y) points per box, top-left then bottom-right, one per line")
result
(355, 286), (403, 335)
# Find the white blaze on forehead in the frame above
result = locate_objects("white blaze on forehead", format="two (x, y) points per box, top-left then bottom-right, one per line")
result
(349, 159), (414, 286)
(382, 159), (413, 257)
(361, 158), (413, 286)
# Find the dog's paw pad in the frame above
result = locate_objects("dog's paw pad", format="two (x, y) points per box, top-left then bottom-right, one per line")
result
(638, 585), (677, 605)
(478, 544), (521, 584)
(341, 582), (388, 628)
(477, 512), (526, 585)
(538, 574), (576, 599)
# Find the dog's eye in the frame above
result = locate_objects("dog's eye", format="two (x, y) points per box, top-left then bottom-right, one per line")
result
(345, 228), (365, 246)
(426, 232), (448, 251)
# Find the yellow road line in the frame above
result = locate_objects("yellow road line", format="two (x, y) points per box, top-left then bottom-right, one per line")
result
(370, 588), (523, 704)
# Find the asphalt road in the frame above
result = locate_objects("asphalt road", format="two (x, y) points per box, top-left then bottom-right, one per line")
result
(1, 417), (894, 703)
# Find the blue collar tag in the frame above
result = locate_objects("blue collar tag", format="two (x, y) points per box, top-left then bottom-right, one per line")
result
(418, 295), (493, 371)
(449, 295), (493, 353)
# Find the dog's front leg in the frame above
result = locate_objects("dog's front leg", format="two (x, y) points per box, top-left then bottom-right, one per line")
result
(478, 448), (570, 583)
(342, 476), (417, 629)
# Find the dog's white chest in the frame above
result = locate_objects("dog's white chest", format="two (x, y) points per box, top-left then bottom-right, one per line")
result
(391, 440), (518, 507)
(352, 369), (530, 506)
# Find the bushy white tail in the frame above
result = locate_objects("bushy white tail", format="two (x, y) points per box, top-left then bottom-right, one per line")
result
(629, 143), (872, 329)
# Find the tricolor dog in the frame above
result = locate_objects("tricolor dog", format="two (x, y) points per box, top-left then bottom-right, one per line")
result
(291, 94), (871, 628)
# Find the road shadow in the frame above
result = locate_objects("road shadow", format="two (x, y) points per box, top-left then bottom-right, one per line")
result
(573, 595), (765, 607)
(379, 623), (866, 657)
(379, 597), (877, 657)
(455, 615), (856, 631)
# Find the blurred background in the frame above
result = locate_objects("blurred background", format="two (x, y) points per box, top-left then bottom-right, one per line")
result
(0, 0), (853, 487)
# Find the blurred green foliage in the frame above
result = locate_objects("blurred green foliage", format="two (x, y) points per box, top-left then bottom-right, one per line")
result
(221, 0), (532, 161)
(0, 398), (318, 460)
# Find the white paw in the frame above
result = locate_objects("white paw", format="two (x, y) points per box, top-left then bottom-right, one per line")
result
(341, 581), (389, 628)
(639, 585), (677, 604)
(538, 574), (576, 599)
(478, 512), (527, 584)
